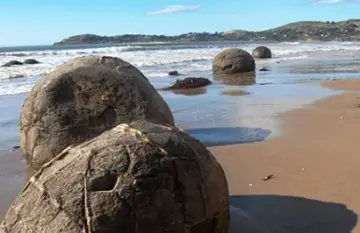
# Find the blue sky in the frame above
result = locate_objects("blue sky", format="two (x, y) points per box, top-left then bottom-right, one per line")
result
(1, 0), (360, 46)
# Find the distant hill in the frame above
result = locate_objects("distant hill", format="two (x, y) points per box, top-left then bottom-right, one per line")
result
(54, 19), (360, 45)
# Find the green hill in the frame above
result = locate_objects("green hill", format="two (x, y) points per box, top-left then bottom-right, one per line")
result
(54, 19), (360, 45)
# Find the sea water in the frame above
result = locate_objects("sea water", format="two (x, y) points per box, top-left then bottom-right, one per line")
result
(0, 41), (358, 150)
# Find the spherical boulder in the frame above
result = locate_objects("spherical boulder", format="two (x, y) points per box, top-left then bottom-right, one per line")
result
(1, 121), (230, 233)
(2, 60), (23, 67)
(252, 46), (272, 59)
(23, 59), (41, 65)
(20, 55), (175, 177)
(213, 48), (255, 75)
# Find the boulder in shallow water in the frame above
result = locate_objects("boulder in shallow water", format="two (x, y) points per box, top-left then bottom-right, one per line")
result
(213, 48), (255, 75)
(19, 55), (174, 178)
(259, 67), (270, 72)
(252, 46), (272, 59)
(1, 121), (230, 233)
(23, 59), (40, 64)
(2, 60), (23, 67)
(168, 70), (180, 76)
(163, 77), (212, 90)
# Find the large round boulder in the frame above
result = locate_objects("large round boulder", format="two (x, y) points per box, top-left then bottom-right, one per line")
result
(252, 46), (272, 59)
(1, 121), (230, 233)
(20, 55), (174, 177)
(213, 48), (255, 75)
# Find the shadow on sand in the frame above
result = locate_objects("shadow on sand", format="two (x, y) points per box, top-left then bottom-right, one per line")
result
(186, 127), (271, 147)
(229, 195), (357, 233)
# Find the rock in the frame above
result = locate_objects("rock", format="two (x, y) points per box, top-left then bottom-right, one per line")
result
(262, 174), (275, 181)
(213, 48), (255, 75)
(23, 59), (40, 65)
(163, 77), (212, 90)
(8, 75), (25, 79)
(1, 121), (230, 233)
(252, 46), (272, 59)
(168, 70), (180, 76)
(259, 67), (270, 72)
(10, 146), (20, 152)
(20, 55), (174, 178)
(2, 60), (23, 67)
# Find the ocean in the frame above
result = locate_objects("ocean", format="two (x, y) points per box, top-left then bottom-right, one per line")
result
(0, 41), (359, 151)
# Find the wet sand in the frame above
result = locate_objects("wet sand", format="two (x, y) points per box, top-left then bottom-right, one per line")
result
(0, 151), (24, 218)
(211, 79), (360, 232)
(1, 79), (360, 232)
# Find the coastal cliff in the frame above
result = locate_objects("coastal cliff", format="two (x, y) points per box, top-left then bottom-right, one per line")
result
(54, 19), (360, 45)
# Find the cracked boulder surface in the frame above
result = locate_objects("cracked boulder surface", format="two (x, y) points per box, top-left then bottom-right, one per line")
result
(1, 121), (230, 233)
(212, 48), (255, 75)
(19, 55), (175, 179)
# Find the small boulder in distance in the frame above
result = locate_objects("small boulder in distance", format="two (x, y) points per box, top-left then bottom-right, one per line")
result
(213, 48), (255, 74)
(162, 77), (212, 90)
(252, 46), (272, 59)
(23, 59), (41, 65)
(168, 70), (180, 76)
(2, 60), (23, 67)
(259, 67), (271, 72)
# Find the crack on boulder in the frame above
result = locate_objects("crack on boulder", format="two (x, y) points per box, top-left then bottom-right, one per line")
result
(28, 175), (87, 230)
(173, 160), (186, 227)
(0, 223), (10, 233)
(222, 64), (233, 71)
(193, 159), (209, 220)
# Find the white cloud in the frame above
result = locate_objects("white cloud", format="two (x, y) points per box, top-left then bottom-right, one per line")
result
(147, 5), (201, 15)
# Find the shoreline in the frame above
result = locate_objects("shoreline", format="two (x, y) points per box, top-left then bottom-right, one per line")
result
(1, 79), (360, 232)
(211, 79), (360, 232)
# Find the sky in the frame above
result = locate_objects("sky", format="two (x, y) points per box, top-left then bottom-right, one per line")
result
(1, 0), (360, 46)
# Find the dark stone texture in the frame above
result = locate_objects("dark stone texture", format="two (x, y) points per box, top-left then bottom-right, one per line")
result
(168, 71), (180, 76)
(19, 55), (174, 178)
(252, 46), (272, 59)
(213, 48), (255, 75)
(259, 67), (270, 72)
(2, 60), (23, 67)
(23, 59), (41, 65)
(1, 121), (230, 233)
(162, 77), (212, 90)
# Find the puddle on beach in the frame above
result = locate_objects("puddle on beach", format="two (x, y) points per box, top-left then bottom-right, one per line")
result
(186, 127), (271, 147)
(159, 80), (341, 147)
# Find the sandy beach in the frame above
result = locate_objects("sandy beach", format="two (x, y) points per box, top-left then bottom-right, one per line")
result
(2, 79), (360, 232)
(212, 79), (360, 232)
(0, 151), (24, 218)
